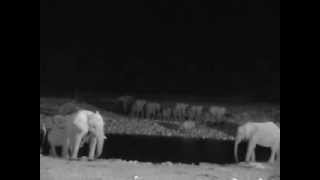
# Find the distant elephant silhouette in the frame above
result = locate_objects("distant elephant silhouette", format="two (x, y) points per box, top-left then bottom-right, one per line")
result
(234, 121), (280, 163)
(63, 110), (106, 161)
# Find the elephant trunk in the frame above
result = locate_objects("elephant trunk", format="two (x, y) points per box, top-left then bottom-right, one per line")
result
(95, 134), (105, 158)
(234, 136), (241, 163)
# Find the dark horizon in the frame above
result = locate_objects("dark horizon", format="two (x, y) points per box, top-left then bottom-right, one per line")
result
(40, 0), (280, 101)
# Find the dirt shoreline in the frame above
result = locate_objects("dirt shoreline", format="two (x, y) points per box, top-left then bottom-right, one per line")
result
(40, 156), (279, 180)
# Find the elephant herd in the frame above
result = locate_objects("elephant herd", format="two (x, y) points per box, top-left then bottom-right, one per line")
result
(40, 97), (280, 164)
(40, 110), (106, 161)
(116, 96), (227, 123)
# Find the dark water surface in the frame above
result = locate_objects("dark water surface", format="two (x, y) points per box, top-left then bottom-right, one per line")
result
(41, 134), (272, 164)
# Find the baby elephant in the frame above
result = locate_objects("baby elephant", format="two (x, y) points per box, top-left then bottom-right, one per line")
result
(47, 127), (90, 157)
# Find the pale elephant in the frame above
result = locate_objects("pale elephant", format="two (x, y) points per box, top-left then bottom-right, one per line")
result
(47, 126), (93, 157)
(40, 115), (47, 154)
(63, 110), (106, 161)
(234, 121), (280, 163)
(58, 102), (80, 115)
(48, 126), (68, 157)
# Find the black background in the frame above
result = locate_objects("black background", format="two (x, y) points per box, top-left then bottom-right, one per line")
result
(40, 0), (280, 101)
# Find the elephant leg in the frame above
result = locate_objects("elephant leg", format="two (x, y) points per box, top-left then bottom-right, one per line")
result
(137, 110), (140, 119)
(63, 138), (70, 159)
(50, 146), (57, 157)
(71, 133), (85, 160)
(250, 148), (256, 162)
(88, 137), (97, 161)
(246, 140), (256, 162)
(123, 104), (127, 114)
(132, 111), (136, 118)
(276, 148), (280, 162)
(174, 112), (178, 121)
(142, 110), (145, 119)
(269, 147), (277, 163)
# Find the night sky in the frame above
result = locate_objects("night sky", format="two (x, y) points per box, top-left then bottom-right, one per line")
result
(40, 0), (280, 100)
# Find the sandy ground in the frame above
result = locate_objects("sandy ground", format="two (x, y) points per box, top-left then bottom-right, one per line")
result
(40, 156), (279, 180)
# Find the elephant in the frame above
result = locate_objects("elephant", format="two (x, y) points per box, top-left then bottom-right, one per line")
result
(47, 126), (94, 157)
(187, 105), (203, 121)
(117, 95), (135, 115)
(48, 126), (68, 157)
(194, 106), (204, 121)
(40, 116), (47, 154)
(58, 102), (81, 115)
(173, 103), (189, 121)
(63, 110), (106, 161)
(130, 100), (147, 119)
(209, 106), (227, 121)
(234, 121), (280, 163)
(146, 102), (161, 120)
(161, 107), (172, 121)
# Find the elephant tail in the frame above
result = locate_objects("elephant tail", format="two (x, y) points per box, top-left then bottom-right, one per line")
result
(41, 124), (47, 147)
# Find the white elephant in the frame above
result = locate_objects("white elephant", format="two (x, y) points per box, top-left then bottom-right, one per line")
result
(40, 115), (47, 154)
(58, 102), (80, 115)
(47, 126), (92, 157)
(48, 126), (68, 157)
(234, 121), (280, 163)
(63, 110), (106, 161)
